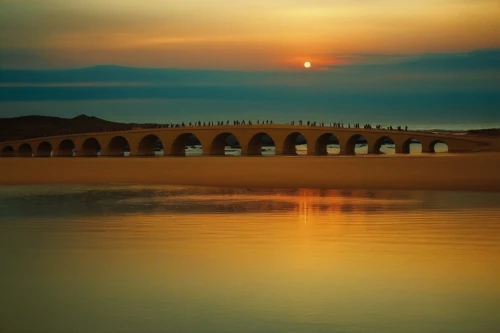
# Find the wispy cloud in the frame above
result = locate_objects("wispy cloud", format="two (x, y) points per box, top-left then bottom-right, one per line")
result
(330, 49), (500, 72)
(0, 49), (498, 127)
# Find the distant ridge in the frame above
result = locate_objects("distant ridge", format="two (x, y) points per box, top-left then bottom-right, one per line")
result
(0, 114), (148, 142)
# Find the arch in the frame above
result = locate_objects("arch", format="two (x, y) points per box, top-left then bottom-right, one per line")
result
(429, 140), (449, 153)
(2, 146), (15, 157)
(18, 143), (33, 157)
(58, 139), (76, 157)
(107, 136), (130, 157)
(171, 133), (202, 156)
(81, 138), (101, 157)
(36, 141), (52, 157)
(346, 134), (368, 155)
(138, 134), (163, 156)
(373, 136), (395, 155)
(246, 132), (276, 156)
(315, 133), (340, 155)
(283, 132), (307, 155)
(210, 132), (240, 156)
(402, 138), (423, 154)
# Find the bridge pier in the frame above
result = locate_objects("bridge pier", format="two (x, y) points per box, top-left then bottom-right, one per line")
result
(420, 140), (433, 153)
(395, 146), (406, 154)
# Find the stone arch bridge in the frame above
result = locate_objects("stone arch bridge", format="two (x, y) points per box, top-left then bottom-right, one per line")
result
(1, 125), (498, 157)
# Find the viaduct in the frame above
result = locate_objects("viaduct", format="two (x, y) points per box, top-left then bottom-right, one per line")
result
(0, 125), (498, 157)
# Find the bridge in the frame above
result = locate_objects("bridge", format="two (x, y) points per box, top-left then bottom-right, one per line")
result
(0, 125), (498, 157)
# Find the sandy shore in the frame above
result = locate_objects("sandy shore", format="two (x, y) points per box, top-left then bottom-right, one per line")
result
(1, 154), (500, 191)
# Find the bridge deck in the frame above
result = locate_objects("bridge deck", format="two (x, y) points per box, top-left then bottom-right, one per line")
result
(1, 125), (499, 157)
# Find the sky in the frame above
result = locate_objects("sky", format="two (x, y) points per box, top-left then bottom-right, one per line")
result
(1, 0), (500, 128)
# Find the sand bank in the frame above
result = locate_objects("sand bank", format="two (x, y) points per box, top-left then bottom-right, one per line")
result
(1, 154), (500, 191)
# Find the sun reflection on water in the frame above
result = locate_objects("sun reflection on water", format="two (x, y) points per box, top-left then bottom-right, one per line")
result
(1, 185), (500, 333)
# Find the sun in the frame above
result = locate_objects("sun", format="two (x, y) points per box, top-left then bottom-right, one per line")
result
(304, 61), (311, 68)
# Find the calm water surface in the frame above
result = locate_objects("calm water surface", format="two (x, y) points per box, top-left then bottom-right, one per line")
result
(1, 185), (499, 333)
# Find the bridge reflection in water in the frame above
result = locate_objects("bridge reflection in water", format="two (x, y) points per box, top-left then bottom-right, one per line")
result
(0, 124), (495, 157)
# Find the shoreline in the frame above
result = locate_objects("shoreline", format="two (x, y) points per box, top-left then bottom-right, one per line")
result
(1, 154), (500, 192)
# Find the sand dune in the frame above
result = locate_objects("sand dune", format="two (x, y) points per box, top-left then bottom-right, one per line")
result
(1, 154), (500, 191)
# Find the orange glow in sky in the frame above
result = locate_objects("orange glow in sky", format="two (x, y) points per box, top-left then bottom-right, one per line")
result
(1, 0), (499, 69)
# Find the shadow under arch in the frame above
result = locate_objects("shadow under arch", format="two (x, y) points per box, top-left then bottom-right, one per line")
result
(429, 140), (449, 153)
(58, 139), (76, 157)
(19, 143), (33, 157)
(373, 136), (395, 155)
(171, 133), (202, 156)
(81, 138), (101, 157)
(210, 132), (240, 156)
(346, 134), (368, 155)
(138, 134), (163, 156)
(283, 132), (307, 155)
(2, 146), (15, 157)
(402, 138), (423, 154)
(107, 136), (130, 157)
(37, 141), (52, 157)
(315, 133), (340, 155)
(247, 132), (276, 156)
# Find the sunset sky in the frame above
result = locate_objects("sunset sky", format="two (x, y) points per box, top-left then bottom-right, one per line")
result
(1, 0), (499, 126)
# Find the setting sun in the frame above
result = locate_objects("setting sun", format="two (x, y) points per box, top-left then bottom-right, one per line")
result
(304, 61), (311, 68)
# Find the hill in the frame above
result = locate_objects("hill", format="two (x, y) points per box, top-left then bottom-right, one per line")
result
(0, 115), (147, 142)
(466, 128), (500, 137)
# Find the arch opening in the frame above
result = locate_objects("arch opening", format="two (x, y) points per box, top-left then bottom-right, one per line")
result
(107, 136), (130, 157)
(82, 138), (101, 157)
(171, 133), (202, 156)
(346, 134), (368, 155)
(138, 134), (163, 156)
(315, 133), (340, 155)
(283, 132), (307, 155)
(19, 143), (33, 157)
(247, 132), (276, 156)
(36, 141), (52, 157)
(210, 132), (241, 156)
(2, 146), (15, 157)
(58, 139), (76, 157)
(402, 138), (423, 154)
(373, 136), (395, 155)
(430, 140), (449, 154)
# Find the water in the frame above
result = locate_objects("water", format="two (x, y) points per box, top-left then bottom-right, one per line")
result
(57, 142), (444, 157)
(1, 185), (499, 333)
(149, 142), (440, 157)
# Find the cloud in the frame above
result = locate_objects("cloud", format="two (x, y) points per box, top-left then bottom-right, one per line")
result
(0, 49), (499, 126)
(331, 49), (500, 72)
(0, 49), (51, 69)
